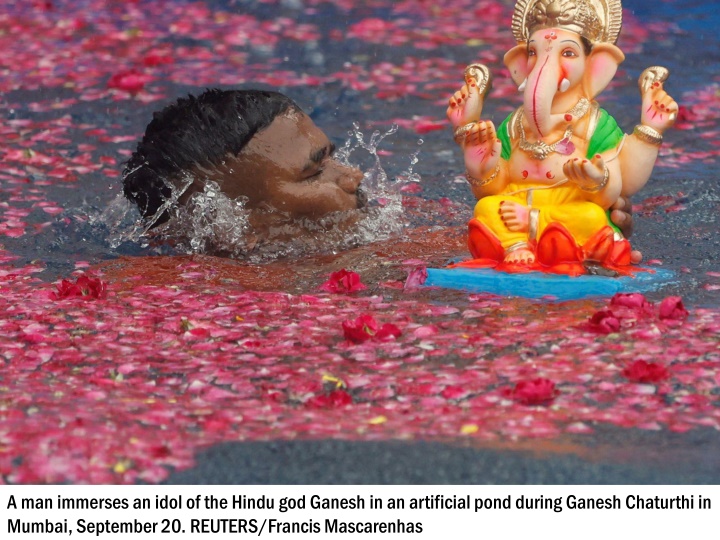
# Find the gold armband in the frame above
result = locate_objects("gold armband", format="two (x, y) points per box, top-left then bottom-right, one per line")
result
(466, 163), (500, 188)
(453, 122), (476, 144)
(633, 124), (663, 146)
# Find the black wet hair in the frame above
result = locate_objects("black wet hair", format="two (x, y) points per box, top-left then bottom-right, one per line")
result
(123, 89), (298, 223)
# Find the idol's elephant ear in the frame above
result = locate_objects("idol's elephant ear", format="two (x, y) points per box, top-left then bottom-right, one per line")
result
(583, 43), (626, 99)
(504, 43), (530, 87)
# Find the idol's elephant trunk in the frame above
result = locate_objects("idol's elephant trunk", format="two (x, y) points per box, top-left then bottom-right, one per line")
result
(523, 55), (563, 139)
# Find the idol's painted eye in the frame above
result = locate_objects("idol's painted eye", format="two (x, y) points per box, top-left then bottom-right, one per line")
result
(562, 49), (578, 58)
(528, 48), (537, 57)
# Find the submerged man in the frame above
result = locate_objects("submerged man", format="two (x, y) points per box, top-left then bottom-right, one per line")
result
(123, 89), (367, 256)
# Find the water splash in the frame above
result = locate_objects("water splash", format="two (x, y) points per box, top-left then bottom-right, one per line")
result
(96, 124), (418, 261)
(397, 138), (423, 185)
(94, 179), (252, 257)
(94, 170), (197, 250)
(158, 180), (252, 257)
(336, 122), (398, 196)
(96, 193), (148, 249)
(334, 122), (409, 241)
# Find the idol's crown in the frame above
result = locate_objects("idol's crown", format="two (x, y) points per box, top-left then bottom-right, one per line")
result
(512, 0), (622, 44)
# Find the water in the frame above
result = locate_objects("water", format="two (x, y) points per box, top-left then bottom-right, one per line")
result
(3, 0), (720, 487)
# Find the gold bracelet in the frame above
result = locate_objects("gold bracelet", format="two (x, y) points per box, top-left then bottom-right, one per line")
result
(633, 124), (663, 146)
(466, 163), (500, 188)
(453, 122), (476, 144)
(578, 164), (610, 193)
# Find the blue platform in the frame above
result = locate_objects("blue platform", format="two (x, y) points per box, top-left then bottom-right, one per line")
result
(425, 267), (676, 301)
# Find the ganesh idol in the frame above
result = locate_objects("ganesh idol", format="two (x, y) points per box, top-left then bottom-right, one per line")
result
(447, 0), (677, 275)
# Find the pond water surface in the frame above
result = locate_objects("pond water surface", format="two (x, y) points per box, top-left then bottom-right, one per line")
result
(1, 0), (720, 484)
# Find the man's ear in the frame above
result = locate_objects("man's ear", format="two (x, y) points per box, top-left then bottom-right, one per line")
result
(504, 43), (530, 86)
(583, 43), (625, 98)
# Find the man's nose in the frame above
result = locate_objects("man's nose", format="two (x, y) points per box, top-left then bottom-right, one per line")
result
(333, 161), (364, 193)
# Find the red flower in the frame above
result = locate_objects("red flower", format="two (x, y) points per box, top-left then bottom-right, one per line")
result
(658, 296), (689, 320)
(149, 445), (172, 458)
(342, 314), (401, 343)
(414, 119), (446, 134)
(306, 389), (353, 408)
(676, 105), (699, 123)
(347, 18), (396, 42)
(404, 266), (427, 290)
(507, 378), (559, 406)
(610, 293), (652, 311)
(143, 51), (174, 67)
(622, 360), (669, 383)
(441, 385), (470, 400)
(52, 275), (107, 300)
(33, 0), (53, 10)
(587, 309), (620, 334)
(319, 269), (367, 293)
(107, 70), (147, 93)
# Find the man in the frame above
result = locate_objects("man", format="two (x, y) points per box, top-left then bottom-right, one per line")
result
(123, 89), (367, 256)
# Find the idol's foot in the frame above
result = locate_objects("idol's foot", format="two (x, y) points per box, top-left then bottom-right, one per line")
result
(503, 242), (535, 265)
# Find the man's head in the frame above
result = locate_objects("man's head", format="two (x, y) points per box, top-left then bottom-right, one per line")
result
(123, 89), (364, 226)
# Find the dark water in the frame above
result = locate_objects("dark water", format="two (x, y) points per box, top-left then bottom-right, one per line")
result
(2, 0), (720, 489)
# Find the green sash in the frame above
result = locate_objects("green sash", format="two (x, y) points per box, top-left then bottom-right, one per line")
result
(496, 107), (623, 159)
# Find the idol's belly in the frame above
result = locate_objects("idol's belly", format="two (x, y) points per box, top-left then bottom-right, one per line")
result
(506, 144), (588, 184)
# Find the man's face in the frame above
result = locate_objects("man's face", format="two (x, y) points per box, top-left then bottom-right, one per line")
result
(218, 110), (365, 218)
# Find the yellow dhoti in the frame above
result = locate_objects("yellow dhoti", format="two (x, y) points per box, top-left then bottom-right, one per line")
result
(473, 182), (609, 250)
